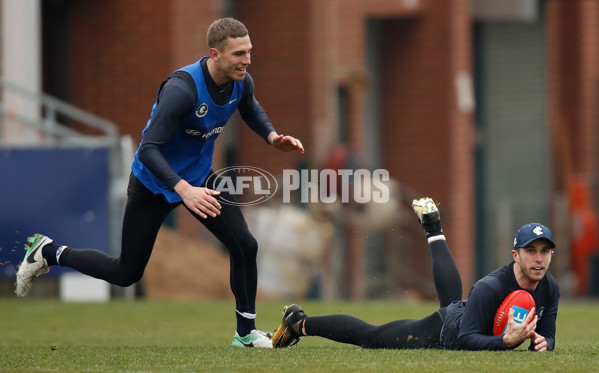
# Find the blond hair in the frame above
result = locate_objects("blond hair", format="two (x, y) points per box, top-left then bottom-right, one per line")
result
(206, 17), (249, 51)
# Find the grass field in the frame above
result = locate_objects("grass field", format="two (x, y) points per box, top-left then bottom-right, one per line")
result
(2, 298), (598, 372)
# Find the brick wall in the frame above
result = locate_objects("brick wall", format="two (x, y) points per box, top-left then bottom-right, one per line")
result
(70, 0), (223, 141)
(235, 0), (312, 174)
(235, 0), (475, 290)
(446, 0), (476, 290)
(70, 0), (170, 139)
(61, 0), (599, 297)
(377, 0), (474, 289)
(548, 0), (599, 184)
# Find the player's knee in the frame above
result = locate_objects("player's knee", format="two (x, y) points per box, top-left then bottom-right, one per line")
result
(225, 233), (258, 261)
(115, 270), (144, 287)
(243, 235), (258, 258)
(233, 235), (258, 261)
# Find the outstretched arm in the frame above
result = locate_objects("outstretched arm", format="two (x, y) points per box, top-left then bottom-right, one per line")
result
(268, 132), (304, 153)
(238, 73), (304, 153)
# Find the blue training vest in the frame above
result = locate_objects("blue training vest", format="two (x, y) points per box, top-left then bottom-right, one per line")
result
(131, 57), (244, 202)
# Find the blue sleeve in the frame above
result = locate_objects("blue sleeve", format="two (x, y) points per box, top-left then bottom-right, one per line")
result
(237, 73), (276, 142)
(137, 75), (196, 190)
(455, 282), (508, 350)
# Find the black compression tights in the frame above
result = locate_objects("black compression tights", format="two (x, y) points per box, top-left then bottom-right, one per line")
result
(58, 174), (258, 314)
(304, 239), (462, 349)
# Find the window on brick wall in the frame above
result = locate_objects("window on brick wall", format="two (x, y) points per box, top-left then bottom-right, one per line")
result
(336, 86), (350, 144)
(42, 0), (72, 126)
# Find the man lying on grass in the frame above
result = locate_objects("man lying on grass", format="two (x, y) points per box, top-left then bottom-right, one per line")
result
(272, 197), (559, 351)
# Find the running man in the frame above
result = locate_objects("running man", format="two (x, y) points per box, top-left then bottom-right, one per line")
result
(16, 17), (304, 348)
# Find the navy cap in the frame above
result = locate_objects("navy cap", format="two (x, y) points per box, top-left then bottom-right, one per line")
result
(513, 223), (556, 250)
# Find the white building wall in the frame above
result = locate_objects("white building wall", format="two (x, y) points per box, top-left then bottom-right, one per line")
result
(1, 0), (41, 142)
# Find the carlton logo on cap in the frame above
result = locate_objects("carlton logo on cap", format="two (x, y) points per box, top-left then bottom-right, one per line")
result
(513, 223), (556, 250)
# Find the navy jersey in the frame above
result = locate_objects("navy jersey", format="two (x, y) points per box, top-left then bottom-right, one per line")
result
(131, 57), (275, 203)
(440, 262), (559, 350)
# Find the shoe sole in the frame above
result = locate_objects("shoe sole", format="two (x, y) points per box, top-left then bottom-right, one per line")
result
(15, 235), (51, 297)
(272, 325), (291, 348)
(412, 198), (439, 223)
(272, 305), (304, 348)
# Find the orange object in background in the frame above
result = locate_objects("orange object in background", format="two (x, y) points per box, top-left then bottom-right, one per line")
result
(569, 178), (599, 296)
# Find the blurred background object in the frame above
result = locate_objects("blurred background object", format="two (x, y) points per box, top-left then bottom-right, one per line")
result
(1, 0), (598, 300)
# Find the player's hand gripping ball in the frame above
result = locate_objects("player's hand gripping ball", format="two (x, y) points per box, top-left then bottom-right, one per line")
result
(493, 290), (535, 336)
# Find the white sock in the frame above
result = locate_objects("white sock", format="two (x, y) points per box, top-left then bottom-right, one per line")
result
(300, 320), (308, 335)
(236, 310), (256, 319)
(55, 246), (67, 265)
(427, 234), (446, 244)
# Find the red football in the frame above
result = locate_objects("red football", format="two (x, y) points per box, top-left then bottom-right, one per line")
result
(493, 290), (535, 336)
